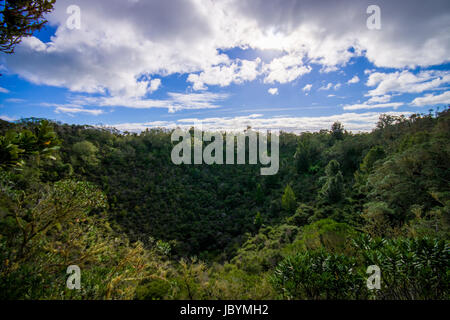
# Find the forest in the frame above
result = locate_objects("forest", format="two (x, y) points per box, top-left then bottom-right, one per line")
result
(0, 108), (449, 300)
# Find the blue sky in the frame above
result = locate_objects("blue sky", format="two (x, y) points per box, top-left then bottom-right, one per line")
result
(1, 0), (449, 132)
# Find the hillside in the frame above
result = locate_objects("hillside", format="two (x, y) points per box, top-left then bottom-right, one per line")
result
(0, 109), (449, 299)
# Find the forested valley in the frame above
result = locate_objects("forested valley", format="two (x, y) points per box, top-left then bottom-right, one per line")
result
(0, 108), (449, 300)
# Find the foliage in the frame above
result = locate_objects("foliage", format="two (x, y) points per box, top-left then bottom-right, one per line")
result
(331, 121), (345, 141)
(0, 110), (449, 300)
(272, 249), (365, 299)
(319, 160), (344, 204)
(352, 235), (450, 299)
(281, 185), (297, 213)
(273, 235), (449, 300)
(0, 120), (60, 168)
(0, 0), (55, 53)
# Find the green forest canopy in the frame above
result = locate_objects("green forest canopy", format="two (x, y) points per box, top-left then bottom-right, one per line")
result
(0, 109), (449, 299)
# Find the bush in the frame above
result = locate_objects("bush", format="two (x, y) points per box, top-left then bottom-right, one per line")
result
(271, 250), (366, 299)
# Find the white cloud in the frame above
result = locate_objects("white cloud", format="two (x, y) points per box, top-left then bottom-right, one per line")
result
(108, 111), (413, 133)
(0, 87), (10, 93)
(303, 84), (312, 92)
(0, 115), (15, 121)
(411, 91), (450, 106)
(55, 106), (104, 116)
(43, 92), (229, 114)
(347, 76), (360, 84)
(344, 70), (450, 111)
(187, 58), (261, 90)
(149, 79), (162, 93)
(367, 95), (391, 103)
(42, 103), (105, 116)
(263, 54), (311, 84)
(2, 0), (450, 105)
(343, 102), (403, 111)
(268, 88), (279, 95)
(319, 83), (333, 91)
(5, 98), (26, 103)
(235, 0), (450, 68)
(5, 0), (231, 98)
(366, 70), (450, 97)
(165, 92), (228, 113)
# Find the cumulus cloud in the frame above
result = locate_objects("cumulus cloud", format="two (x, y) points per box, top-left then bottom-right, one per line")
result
(343, 70), (450, 111)
(366, 70), (450, 97)
(5, 0), (230, 98)
(367, 95), (391, 103)
(268, 88), (279, 95)
(263, 54), (311, 84)
(235, 0), (450, 68)
(149, 79), (162, 93)
(319, 83), (333, 91)
(187, 59), (261, 90)
(1, 0), (449, 128)
(411, 91), (450, 106)
(348, 76), (360, 84)
(4, 0), (448, 100)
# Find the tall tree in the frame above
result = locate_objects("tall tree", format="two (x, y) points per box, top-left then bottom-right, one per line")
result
(281, 185), (297, 213)
(319, 160), (344, 204)
(0, 0), (55, 54)
(331, 121), (344, 141)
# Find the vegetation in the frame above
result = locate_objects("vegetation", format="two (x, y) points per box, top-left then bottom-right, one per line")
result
(0, 0), (55, 54)
(0, 108), (449, 300)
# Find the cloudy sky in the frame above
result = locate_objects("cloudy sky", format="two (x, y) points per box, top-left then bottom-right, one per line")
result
(0, 0), (449, 132)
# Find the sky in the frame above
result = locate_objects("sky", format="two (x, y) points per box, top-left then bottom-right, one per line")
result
(0, 0), (449, 132)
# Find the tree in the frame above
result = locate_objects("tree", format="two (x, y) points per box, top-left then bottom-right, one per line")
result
(366, 140), (450, 226)
(286, 203), (315, 226)
(359, 146), (386, 174)
(71, 140), (100, 168)
(0, 119), (60, 168)
(255, 183), (264, 205)
(331, 121), (344, 141)
(319, 160), (344, 204)
(354, 146), (386, 190)
(0, 0), (55, 54)
(281, 185), (296, 213)
(294, 134), (320, 173)
(176, 258), (208, 299)
(254, 211), (263, 229)
(362, 201), (395, 237)
(0, 178), (169, 300)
